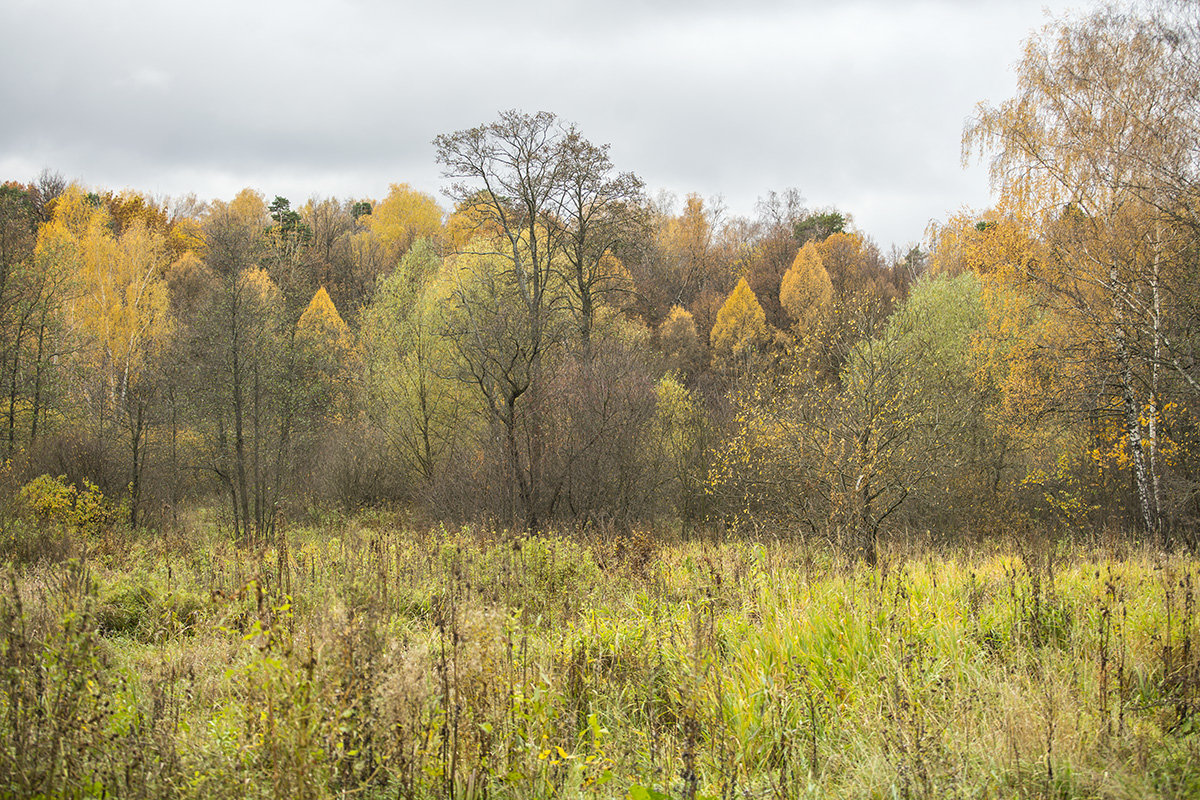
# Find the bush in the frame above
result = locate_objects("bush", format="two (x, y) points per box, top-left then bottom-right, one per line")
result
(19, 473), (76, 520)
(1, 475), (120, 563)
(19, 474), (119, 534)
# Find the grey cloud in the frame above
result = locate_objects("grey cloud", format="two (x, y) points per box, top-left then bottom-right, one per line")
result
(0, 0), (1087, 248)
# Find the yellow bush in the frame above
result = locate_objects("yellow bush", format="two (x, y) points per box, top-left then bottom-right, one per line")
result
(19, 474), (76, 520)
(19, 474), (117, 533)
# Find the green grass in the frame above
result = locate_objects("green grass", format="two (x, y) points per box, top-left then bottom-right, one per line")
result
(2, 518), (1198, 799)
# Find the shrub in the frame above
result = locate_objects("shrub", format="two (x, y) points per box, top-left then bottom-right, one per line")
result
(19, 474), (119, 534)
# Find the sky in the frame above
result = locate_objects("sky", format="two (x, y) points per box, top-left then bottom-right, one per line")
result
(0, 0), (1089, 252)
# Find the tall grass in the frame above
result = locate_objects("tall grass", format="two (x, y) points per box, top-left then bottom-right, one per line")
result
(1, 518), (1198, 799)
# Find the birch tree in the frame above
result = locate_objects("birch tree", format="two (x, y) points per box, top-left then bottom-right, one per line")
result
(967, 2), (1200, 540)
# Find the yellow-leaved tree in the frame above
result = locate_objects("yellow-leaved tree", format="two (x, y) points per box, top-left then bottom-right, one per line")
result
(656, 305), (704, 378)
(359, 183), (444, 269)
(296, 286), (355, 416)
(710, 277), (768, 372)
(647, 193), (743, 339)
(41, 186), (172, 526)
(964, 3), (1200, 539)
(779, 240), (832, 330)
(294, 285), (359, 500)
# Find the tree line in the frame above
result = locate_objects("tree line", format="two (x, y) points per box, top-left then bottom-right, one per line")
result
(2, 1), (1198, 557)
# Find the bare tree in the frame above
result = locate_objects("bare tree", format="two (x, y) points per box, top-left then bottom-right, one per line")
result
(552, 130), (646, 356)
(434, 110), (646, 529)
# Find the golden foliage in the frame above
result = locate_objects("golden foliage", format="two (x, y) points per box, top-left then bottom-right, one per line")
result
(167, 217), (205, 260)
(298, 286), (350, 347)
(446, 196), (504, 253)
(779, 241), (832, 328)
(38, 187), (172, 399)
(238, 266), (283, 311)
(102, 190), (168, 238)
(657, 305), (704, 377)
(710, 277), (768, 367)
(297, 286), (356, 420)
(362, 183), (444, 263)
(228, 188), (269, 226)
(659, 194), (712, 264)
(927, 206), (1044, 281)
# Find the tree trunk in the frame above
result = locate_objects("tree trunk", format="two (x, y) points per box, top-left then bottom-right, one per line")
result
(232, 329), (251, 543)
(6, 315), (25, 459)
(29, 318), (45, 444)
(1115, 308), (1157, 539)
(267, 333), (298, 544)
(504, 393), (536, 532)
(1148, 229), (1164, 545)
(129, 400), (144, 529)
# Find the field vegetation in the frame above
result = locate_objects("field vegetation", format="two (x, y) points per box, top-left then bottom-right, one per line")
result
(2, 514), (1199, 799)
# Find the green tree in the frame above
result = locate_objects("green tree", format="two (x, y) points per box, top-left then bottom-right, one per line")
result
(361, 240), (466, 489)
(711, 273), (1007, 558)
(649, 373), (706, 526)
(794, 209), (846, 244)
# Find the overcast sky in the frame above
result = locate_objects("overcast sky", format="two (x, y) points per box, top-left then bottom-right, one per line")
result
(1, 0), (1090, 252)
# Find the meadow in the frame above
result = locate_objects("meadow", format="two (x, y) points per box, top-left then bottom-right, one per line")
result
(2, 513), (1198, 800)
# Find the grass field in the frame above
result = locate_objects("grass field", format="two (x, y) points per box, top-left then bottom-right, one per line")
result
(2, 515), (1199, 799)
